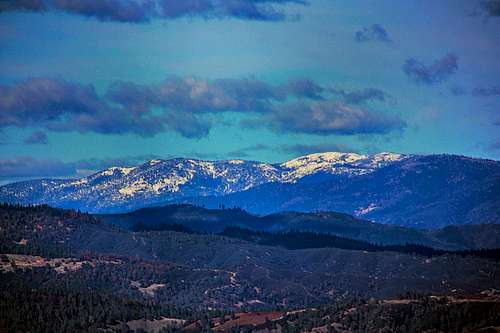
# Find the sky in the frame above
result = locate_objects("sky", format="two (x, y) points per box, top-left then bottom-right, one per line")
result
(1, 0), (500, 183)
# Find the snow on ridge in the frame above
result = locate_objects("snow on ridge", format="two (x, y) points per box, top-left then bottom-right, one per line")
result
(99, 166), (137, 177)
(281, 152), (367, 169)
(279, 151), (407, 183)
(86, 152), (407, 195)
(5, 152), (407, 205)
(149, 159), (162, 165)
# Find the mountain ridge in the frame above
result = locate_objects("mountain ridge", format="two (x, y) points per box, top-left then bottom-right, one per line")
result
(1, 152), (499, 229)
(0, 152), (407, 212)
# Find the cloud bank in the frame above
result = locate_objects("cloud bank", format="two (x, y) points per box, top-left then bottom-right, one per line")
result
(1, 76), (404, 139)
(480, 0), (500, 17)
(246, 101), (405, 136)
(0, 0), (308, 22)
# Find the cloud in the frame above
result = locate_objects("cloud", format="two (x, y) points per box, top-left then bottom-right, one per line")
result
(281, 78), (324, 100)
(160, 0), (308, 21)
(448, 85), (500, 97)
(479, 0), (500, 17)
(0, 77), (325, 139)
(0, 0), (45, 12)
(331, 87), (388, 104)
(106, 76), (293, 114)
(279, 143), (355, 155)
(24, 131), (48, 144)
(0, 0), (308, 22)
(227, 144), (270, 158)
(403, 53), (458, 85)
(1, 77), (404, 140)
(0, 156), (75, 179)
(0, 77), (184, 137)
(246, 100), (406, 136)
(52, 0), (156, 23)
(472, 86), (500, 96)
(354, 24), (391, 43)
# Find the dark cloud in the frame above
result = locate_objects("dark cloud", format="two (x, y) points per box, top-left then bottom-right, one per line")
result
(2, 77), (404, 140)
(472, 86), (500, 96)
(331, 87), (388, 104)
(24, 131), (48, 144)
(480, 0), (500, 16)
(106, 76), (316, 114)
(0, 156), (75, 179)
(448, 85), (500, 97)
(160, 0), (308, 21)
(403, 53), (458, 85)
(279, 143), (355, 155)
(0, 0), (45, 12)
(0, 78), (183, 137)
(354, 24), (391, 43)
(227, 144), (270, 158)
(53, 0), (155, 23)
(0, 0), (307, 22)
(0, 77), (325, 139)
(244, 100), (406, 136)
(282, 79), (324, 100)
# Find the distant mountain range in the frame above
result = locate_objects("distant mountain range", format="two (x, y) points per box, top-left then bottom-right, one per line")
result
(1, 152), (499, 228)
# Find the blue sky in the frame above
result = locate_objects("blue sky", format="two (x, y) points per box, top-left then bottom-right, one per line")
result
(1, 0), (500, 182)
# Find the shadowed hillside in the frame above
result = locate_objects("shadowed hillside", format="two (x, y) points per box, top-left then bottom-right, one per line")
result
(99, 204), (500, 250)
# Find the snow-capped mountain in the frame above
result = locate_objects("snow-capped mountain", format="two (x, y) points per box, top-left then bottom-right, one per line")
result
(0, 152), (406, 213)
(280, 152), (404, 182)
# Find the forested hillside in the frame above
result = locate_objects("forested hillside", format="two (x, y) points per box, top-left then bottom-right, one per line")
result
(1, 204), (500, 332)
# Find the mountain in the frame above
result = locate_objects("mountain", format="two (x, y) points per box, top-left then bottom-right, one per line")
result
(1, 152), (499, 228)
(0, 152), (407, 212)
(185, 154), (500, 228)
(99, 204), (500, 250)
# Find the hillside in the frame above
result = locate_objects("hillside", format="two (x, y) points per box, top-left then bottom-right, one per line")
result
(3, 204), (500, 302)
(99, 204), (500, 250)
(2, 204), (500, 332)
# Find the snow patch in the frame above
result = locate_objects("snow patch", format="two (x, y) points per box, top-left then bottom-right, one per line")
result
(355, 203), (378, 216)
